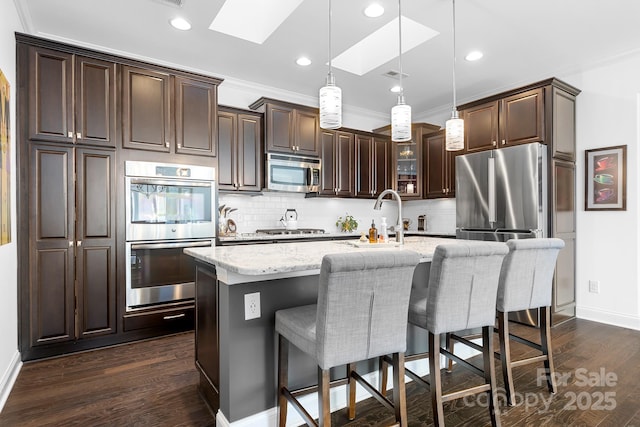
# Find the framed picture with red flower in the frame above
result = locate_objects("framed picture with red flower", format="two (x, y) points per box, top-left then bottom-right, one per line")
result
(585, 145), (626, 211)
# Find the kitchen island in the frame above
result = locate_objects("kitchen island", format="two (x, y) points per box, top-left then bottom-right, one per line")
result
(185, 236), (455, 426)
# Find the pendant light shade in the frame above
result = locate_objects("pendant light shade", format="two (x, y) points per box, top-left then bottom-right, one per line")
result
(391, 0), (411, 142)
(320, 73), (342, 129)
(446, 0), (464, 151)
(392, 95), (411, 142)
(319, 0), (342, 130)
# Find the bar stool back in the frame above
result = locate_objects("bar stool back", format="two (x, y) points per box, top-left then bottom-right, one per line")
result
(406, 241), (508, 427)
(496, 238), (565, 406)
(275, 250), (420, 427)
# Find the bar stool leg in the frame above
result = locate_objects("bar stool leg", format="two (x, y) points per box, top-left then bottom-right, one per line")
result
(378, 356), (388, 396)
(278, 335), (289, 427)
(497, 310), (515, 406)
(347, 363), (357, 420)
(392, 352), (408, 427)
(540, 306), (557, 394)
(482, 326), (502, 427)
(428, 332), (445, 427)
(318, 368), (331, 427)
(445, 333), (454, 372)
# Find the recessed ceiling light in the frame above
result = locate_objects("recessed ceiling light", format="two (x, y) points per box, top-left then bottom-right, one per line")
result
(465, 50), (483, 61)
(364, 3), (384, 18)
(170, 17), (191, 30)
(390, 85), (402, 93)
(296, 57), (311, 66)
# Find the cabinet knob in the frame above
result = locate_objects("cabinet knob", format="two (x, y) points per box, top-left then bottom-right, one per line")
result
(442, 189), (446, 193)
(165, 141), (170, 148)
(501, 140), (506, 145)
(69, 241), (73, 247)
(77, 241), (82, 247)
(177, 143), (182, 149)
(68, 131), (73, 138)
(492, 141), (497, 147)
(76, 132), (82, 139)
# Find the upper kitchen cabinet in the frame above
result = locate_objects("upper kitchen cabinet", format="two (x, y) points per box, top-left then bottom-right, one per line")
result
(122, 65), (221, 156)
(26, 45), (116, 147)
(423, 130), (460, 199)
(319, 129), (354, 197)
(249, 98), (320, 157)
(459, 79), (580, 160)
(355, 132), (390, 198)
(373, 122), (440, 199)
(217, 106), (263, 192)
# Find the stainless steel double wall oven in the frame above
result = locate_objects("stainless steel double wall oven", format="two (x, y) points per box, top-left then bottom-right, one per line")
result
(125, 161), (216, 311)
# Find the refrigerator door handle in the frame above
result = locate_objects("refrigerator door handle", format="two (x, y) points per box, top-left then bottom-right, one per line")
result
(488, 157), (496, 223)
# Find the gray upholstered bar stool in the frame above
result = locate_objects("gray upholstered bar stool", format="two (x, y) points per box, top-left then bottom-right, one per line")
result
(496, 238), (565, 406)
(275, 250), (420, 427)
(405, 242), (508, 427)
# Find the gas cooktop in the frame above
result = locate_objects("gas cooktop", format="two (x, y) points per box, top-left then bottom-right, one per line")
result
(255, 228), (326, 235)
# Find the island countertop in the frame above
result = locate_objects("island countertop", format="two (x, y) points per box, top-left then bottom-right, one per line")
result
(185, 236), (456, 282)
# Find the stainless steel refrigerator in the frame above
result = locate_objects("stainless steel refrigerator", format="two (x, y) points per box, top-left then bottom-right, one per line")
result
(456, 143), (548, 325)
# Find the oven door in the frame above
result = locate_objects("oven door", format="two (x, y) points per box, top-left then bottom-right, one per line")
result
(125, 239), (213, 311)
(126, 177), (215, 241)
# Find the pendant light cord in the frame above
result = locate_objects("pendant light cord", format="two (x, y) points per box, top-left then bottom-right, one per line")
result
(398, 0), (403, 98)
(328, 0), (333, 77)
(452, 0), (457, 109)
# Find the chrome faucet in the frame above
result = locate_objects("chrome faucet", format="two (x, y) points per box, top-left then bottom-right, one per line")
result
(373, 189), (404, 244)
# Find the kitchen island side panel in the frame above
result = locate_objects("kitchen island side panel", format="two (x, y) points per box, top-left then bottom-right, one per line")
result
(219, 274), (320, 422)
(216, 261), (431, 422)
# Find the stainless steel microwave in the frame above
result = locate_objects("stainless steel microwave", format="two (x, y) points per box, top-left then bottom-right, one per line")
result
(266, 153), (321, 193)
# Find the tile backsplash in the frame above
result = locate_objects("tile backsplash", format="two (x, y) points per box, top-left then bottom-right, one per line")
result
(219, 192), (456, 235)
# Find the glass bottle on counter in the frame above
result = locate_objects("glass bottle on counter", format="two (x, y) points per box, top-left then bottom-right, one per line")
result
(368, 220), (378, 243)
(379, 217), (388, 243)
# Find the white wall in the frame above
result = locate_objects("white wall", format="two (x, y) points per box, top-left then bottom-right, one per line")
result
(0, 0), (23, 412)
(563, 53), (640, 330)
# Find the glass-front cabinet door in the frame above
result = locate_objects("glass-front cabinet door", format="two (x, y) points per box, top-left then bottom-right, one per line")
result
(395, 141), (419, 197)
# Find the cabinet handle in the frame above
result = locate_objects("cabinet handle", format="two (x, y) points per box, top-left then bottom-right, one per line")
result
(68, 131), (73, 138)
(165, 141), (170, 148)
(163, 313), (186, 320)
(76, 132), (82, 139)
(492, 141), (497, 147)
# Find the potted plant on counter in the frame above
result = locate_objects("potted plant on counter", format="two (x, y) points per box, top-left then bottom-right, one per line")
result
(336, 214), (358, 233)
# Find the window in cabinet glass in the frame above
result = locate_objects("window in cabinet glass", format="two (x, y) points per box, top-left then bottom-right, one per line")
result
(396, 142), (417, 194)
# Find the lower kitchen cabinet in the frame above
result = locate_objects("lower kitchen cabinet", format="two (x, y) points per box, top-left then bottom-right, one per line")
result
(24, 143), (116, 353)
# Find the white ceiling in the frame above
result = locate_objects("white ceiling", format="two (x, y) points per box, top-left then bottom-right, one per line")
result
(14, 0), (640, 118)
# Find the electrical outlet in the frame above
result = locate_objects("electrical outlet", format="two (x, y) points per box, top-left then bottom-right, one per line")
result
(244, 292), (261, 320)
(589, 280), (600, 294)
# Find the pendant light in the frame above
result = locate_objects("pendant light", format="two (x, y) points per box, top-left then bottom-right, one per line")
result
(445, 0), (464, 151)
(391, 0), (411, 142)
(319, 0), (342, 129)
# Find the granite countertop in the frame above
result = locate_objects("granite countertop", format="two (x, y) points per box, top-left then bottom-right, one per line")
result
(185, 236), (457, 278)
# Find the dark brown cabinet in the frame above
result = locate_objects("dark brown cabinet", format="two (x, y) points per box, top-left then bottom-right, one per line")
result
(249, 98), (320, 157)
(217, 107), (263, 192)
(28, 46), (116, 146)
(122, 66), (219, 156)
(319, 130), (354, 197)
(462, 88), (543, 153)
(355, 133), (390, 198)
(423, 130), (458, 199)
(27, 143), (116, 348)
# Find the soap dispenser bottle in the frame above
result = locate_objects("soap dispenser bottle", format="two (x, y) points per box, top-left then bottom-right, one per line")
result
(380, 217), (388, 243)
(368, 219), (378, 243)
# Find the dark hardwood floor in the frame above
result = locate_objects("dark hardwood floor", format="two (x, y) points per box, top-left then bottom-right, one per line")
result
(1, 319), (639, 426)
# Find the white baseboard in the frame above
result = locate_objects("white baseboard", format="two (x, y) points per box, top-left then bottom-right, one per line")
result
(577, 306), (640, 331)
(0, 350), (22, 413)
(216, 342), (481, 426)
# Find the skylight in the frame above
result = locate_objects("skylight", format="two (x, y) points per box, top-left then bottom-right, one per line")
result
(209, 0), (304, 44)
(331, 16), (439, 76)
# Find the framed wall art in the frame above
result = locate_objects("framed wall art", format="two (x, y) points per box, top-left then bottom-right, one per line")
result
(585, 145), (627, 211)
